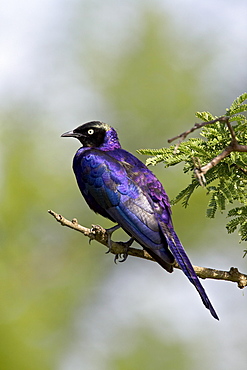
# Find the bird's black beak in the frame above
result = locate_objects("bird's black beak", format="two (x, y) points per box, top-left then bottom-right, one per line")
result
(61, 130), (80, 138)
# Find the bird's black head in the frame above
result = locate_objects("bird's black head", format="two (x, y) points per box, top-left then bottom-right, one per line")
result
(61, 121), (112, 148)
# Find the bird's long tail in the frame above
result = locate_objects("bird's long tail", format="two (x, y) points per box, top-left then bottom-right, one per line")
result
(159, 223), (219, 320)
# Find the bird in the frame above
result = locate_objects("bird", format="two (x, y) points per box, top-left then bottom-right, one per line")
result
(61, 120), (219, 320)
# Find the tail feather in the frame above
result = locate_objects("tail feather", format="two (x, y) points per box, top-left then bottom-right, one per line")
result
(159, 223), (219, 320)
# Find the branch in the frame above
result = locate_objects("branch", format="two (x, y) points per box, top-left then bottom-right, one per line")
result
(194, 140), (247, 186)
(168, 116), (247, 185)
(167, 116), (227, 144)
(48, 210), (247, 289)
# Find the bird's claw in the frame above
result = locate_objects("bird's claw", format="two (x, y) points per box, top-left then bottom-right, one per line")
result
(104, 225), (134, 263)
(88, 237), (93, 245)
(114, 237), (134, 264)
(114, 253), (128, 264)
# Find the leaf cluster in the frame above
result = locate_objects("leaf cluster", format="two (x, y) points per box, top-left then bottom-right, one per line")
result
(138, 93), (247, 243)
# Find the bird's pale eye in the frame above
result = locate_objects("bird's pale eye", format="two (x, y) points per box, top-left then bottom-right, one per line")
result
(88, 129), (94, 135)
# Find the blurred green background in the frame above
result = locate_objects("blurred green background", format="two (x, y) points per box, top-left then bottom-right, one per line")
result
(1, 1), (246, 369)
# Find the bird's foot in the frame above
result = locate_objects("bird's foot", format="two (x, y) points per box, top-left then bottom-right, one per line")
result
(105, 224), (121, 254)
(114, 237), (135, 263)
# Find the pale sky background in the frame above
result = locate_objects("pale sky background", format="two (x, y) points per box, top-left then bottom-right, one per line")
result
(1, 0), (247, 122)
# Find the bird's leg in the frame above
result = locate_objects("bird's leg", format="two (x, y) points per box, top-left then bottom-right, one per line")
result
(114, 237), (135, 263)
(105, 225), (134, 263)
(105, 224), (121, 253)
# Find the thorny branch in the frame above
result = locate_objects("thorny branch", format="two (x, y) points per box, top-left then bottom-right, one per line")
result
(48, 209), (247, 289)
(168, 116), (247, 185)
(167, 116), (228, 144)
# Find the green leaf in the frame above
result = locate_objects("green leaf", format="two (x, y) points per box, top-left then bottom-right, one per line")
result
(229, 114), (246, 123)
(195, 111), (215, 122)
(230, 92), (247, 109)
(226, 217), (242, 234)
(206, 196), (217, 218)
(229, 104), (247, 115)
(171, 181), (198, 207)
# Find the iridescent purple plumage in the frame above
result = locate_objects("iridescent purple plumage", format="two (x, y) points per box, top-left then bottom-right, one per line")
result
(62, 121), (219, 320)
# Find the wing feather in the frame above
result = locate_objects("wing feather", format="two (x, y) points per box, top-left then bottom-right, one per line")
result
(73, 149), (174, 265)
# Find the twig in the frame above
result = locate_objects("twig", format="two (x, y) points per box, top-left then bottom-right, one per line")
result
(194, 138), (247, 184)
(167, 116), (227, 143)
(48, 210), (247, 289)
(168, 116), (247, 184)
(194, 145), (233, 185)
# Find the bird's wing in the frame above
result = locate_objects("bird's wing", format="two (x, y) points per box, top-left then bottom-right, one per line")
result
(74, 149), (174, 268)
